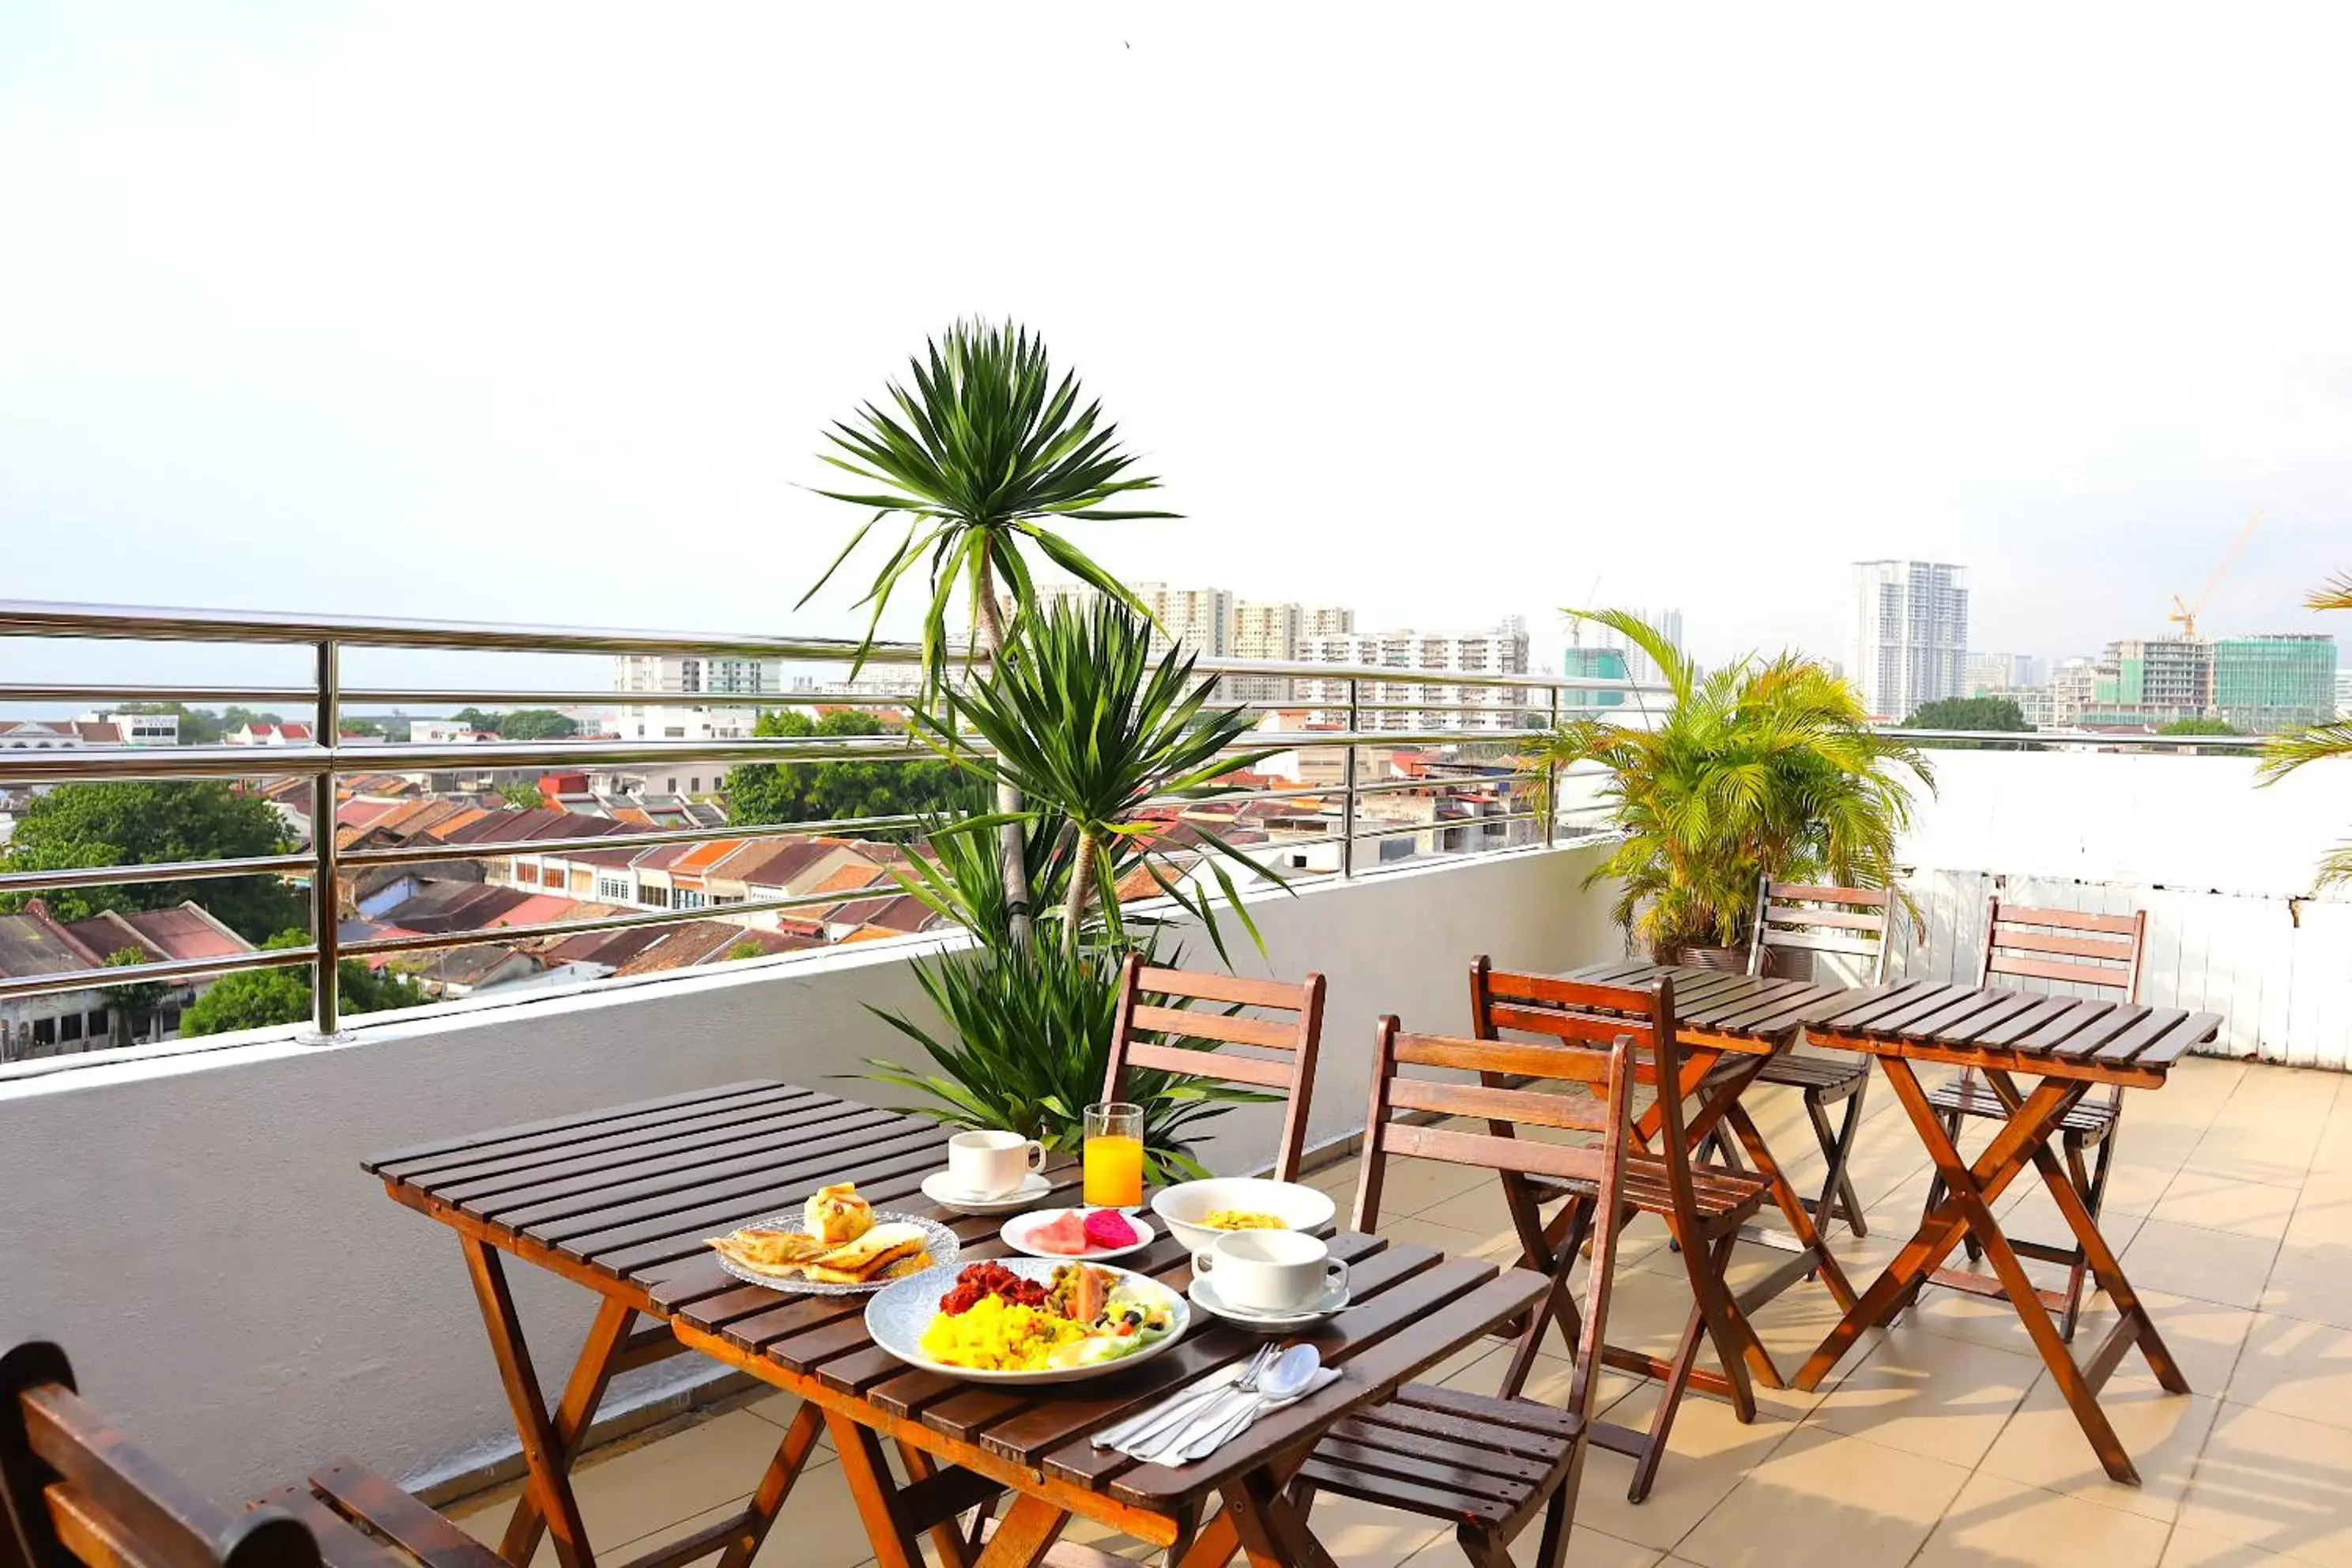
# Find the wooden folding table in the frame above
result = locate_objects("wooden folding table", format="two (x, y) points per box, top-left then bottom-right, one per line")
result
(1787, 982), (2222, 1485)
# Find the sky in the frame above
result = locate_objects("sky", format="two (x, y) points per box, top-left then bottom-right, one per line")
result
(2, 4), (2349, 698)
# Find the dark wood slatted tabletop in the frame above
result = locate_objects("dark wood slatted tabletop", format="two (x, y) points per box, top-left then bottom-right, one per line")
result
(1563, 961), (1849, 1050)
(367, 1080), (1549, 1539)
(1796, 979), (2221, 1080)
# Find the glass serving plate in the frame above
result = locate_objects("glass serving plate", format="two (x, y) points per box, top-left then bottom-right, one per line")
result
(709, 1210), (960, 1296)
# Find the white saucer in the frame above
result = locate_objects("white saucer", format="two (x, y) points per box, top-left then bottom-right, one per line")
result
(921, 1170), (1054, 1216)
(1187, 1274), (1350, 1331)
(1001, 1207), (1157, 1262)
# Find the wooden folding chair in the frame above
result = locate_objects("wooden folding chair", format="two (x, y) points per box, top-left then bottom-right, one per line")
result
(0, 1340), (514, 1568)
(1468, 963), (1776, 1503)
(1287, 1017), (1636, 1567)
(1731, 877), (1896, 1238)
(1916, 899), (2147, 1340)
(1103, 955), (1327, 1182)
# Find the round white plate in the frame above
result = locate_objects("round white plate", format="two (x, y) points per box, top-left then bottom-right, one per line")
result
(1187, 1274), (1350, 1332)
(865, 1257), (1189, 1385)
(920, 1170), (1055, 1216)
(710, 1211), (959, 1296)
(999, 1207), (1156, 1263)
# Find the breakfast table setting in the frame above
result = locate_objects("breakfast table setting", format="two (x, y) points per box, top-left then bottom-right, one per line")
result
(363, 1079), (1547, 1568)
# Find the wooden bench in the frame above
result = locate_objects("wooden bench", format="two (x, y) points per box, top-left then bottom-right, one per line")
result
(0, 1341), (511, 1568)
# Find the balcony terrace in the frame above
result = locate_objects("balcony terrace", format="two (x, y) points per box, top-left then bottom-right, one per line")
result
(2, 601), (2346, 1568)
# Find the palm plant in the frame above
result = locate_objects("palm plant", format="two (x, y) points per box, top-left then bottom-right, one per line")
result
(914, 597), (1281, 960)
(1530, 610), (1933, 957)
(864, 936), (1268, 1183)
(2258, 571), (2352, 886)
(798, 319), (1175, 947)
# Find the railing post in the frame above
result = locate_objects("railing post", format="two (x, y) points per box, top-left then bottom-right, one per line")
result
(1545, 683), (1561, 846)
(303, 638), (347, 1043)
(1340, 677), (1359, 879)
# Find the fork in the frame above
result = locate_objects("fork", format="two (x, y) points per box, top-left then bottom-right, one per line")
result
(1103, 1345), (1276, 1454)
(1130, 1347), (1280, 1464)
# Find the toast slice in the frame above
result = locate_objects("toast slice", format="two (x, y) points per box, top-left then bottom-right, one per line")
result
(801, 1221), (930, 1284)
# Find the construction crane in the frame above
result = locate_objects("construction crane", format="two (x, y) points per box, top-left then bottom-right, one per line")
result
(2168, 511), (2262, 641)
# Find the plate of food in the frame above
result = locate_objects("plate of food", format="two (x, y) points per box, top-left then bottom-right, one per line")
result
(1000, 1206), (1155, 1262)
(866, 1258), (1187, 1384)
(1151, 1177), (1336, 1254)
(705, 1182), (957, 1295)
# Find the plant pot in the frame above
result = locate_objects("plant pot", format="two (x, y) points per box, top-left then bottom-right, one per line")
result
(1666, 942), (1750, 972)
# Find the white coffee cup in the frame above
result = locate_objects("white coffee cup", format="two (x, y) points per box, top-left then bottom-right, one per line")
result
(947, 1129), (1044, 1199)
(1193, 1231), (1348, 1314)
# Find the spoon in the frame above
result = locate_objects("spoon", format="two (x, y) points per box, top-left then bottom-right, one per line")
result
(1169, 1344), (1323, 1464)
(1134, 1343), (1292, 1464)
(1102, 1344), (1276, 1452)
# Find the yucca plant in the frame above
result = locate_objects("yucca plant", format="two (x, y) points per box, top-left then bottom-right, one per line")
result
(915, 596), (1283, 960)
(1530, 610), (1933, 956)
(2259, 571), (2352, 886)
(865, 937), (1268, 1183)
(800, 320), (1176, 944)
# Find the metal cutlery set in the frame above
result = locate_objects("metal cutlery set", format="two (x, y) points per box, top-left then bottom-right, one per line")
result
(1094, 1344), (1333, 1466)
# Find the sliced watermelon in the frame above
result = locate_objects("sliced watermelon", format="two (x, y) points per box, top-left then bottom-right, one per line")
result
(1030, 1210), (1092, 1255)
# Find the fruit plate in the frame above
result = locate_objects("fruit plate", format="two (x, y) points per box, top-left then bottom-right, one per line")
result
(865, 1257), (1189, 1385)
(710, 1211), (959, 1296)
(1000, 1207), (1155, 1262)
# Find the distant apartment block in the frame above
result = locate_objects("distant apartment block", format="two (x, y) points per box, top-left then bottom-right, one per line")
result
(1296, 625), (1532, 733)
(1966, 653), (2041, 695)
(2336, 667), (2352, 719)
(2054, 634), (2336, 733)
(2214, 635), (2336, 731)
(1852, 561), (1969, 721)
(1227, 600), (1355, 703)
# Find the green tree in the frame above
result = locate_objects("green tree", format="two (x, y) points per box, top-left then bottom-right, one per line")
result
(2160, 717), (2240, 737)
(180, 931), (428, 1035)
(99, 948), (169, 1049)
(446, 707), (575, 739)
(340, 716), (386, 737)
(722, 710), (962, 826)
(219, 707), (285, 734)
(499, 783), (548, 810)
(1903, 696), (2033, 733)
(0, 780), (301, 940)
(801, 319), (1176, 946)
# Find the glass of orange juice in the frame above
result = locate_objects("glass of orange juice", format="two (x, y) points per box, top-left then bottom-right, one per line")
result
(1084, 1102), (1145, 1209)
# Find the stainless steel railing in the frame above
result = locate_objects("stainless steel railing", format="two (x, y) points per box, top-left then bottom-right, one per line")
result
(0, 600), (1649, 1042)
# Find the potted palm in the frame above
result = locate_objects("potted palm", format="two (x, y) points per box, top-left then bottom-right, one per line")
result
(2259, 571), (2351, 886)
(1532, 610), (1933, 969)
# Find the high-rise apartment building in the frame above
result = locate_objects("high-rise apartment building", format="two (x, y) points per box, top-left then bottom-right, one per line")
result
(1297, 624), (1532, 733)
(2214, 635), (2337, 732)
(2087, 638), (2211, 727)
(1227, 601), (1356, 703)
(1036, 581), (1234, 656)
(612, 654), (784, 744)
(1851, 562), (1969, 721)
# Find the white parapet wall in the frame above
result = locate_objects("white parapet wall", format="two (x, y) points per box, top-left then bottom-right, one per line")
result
(1886, 748), (2352, 1066)
(0, 841), (1619, 1501)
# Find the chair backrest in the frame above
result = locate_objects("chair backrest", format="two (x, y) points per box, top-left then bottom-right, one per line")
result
(1973, 900), (2146, 1001)
(0, 1342), (323, 1568)
(1352, 1016), (1634, 1428)
(1744, 876), (1895, 985)
(1102, 956), (1328, 1182)
(1468, 959), (1709, 1231)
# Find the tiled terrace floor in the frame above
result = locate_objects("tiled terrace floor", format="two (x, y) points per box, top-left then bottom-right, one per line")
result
(453, 1055), (2352, 1567)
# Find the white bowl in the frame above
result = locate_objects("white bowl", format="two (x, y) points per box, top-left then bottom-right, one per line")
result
(1151, 1178), (1337, 1255)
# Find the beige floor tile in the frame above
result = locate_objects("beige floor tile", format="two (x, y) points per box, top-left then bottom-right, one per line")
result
(1301, 1490), (1452, 1568)
(2177, 1401), (2352, 1564)
(1377, 1213), (1524, 1266)
(2183, 1127), (2325, 1192)
(2226, 1313), (2352, 1431)
(1810, 1325), (2041, 1467)
(2154, 1170), (2305, 1241)
(1560, 1386), (1797, 1552)
(2257, 1225), (2352, 1330)
(2162, 1522), (2308, 1566)
(1359, 1157), (1497, 1219)
(1409, 1179), (1523, 1236)
(1910, 1470), (2170, 1567)
(1978, 1378), (2219, 1522)
(2069, 1290), (2255, 1394)
(1672, 1426), (1968, 1568)
(2119, 1218), (2282, 1311)
(1401, 1525), (1663, 1568)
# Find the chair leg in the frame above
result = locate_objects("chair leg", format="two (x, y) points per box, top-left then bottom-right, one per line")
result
(1628, 1295), (1709, 1503)
(1533, 1464), (1574, 1568)
(1810, 1082), (1870, 1239)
